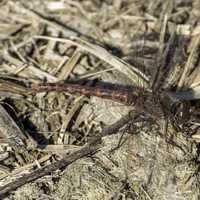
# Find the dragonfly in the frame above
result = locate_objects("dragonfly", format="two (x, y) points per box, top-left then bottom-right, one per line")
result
(28, 33), (195, 133)
(0, 33), (195, 138)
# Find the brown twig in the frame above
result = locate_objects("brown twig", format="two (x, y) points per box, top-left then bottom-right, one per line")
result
(0, 110), (136, 198)
(0, 144), (98, 199)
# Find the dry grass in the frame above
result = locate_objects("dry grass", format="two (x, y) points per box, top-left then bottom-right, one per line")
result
(0, 0), (199, 199)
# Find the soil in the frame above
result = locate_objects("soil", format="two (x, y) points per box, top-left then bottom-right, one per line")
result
(0, 0), (200, 200)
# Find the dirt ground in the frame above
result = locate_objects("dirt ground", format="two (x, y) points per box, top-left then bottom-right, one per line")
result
(0, 0), (200, 199)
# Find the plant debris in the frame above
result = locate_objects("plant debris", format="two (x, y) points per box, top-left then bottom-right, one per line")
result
(0, 0), (200, 200)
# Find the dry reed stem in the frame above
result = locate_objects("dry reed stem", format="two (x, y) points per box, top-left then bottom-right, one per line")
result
(34, 35), (149, 89)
